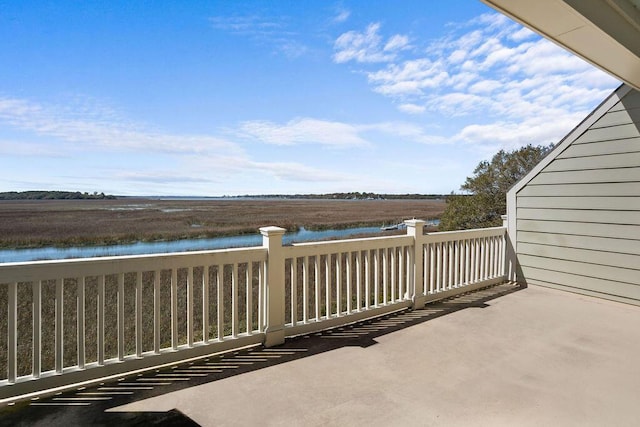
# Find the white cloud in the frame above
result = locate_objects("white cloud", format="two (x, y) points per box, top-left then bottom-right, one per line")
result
(397, 103), (426, 114)
(509, 26), (535, 42)
(0, 96), (240, 156)
(443, 29), (484, 54)
(239, 117), (449, 147)
(115, 171), (219, 184)
(249, 161), (355, 182)
(0, 93), (453, 196)
(453, 110), (586, 152)
(209, 15), (306, 58)
(505, 40), (592, 76)
(0, 94), (386, 196)
(427, 92), (493, 116)
(384, 34), (410, 52)
(468, 79), (502, 94)
(0, 139), (68, 157)
(448, 49), (467, 64)
(238, 118), (370, 148)
(333, 23), (409, 64)
(472, 11), (513, 29)
(333, 8), (350, 24)
(209, 16), (282, 33)
(360, 121), (449, 145)
(334, 11), (619, 152)
(278, 40), (308, 58)
(367, 58), (450, 96)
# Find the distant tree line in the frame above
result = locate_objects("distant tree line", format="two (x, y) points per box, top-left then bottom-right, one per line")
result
(0, 191), (117, 200)
(233, 193), (445, 200)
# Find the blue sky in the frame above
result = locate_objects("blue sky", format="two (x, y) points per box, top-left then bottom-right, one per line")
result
(0, 1), (620, 196)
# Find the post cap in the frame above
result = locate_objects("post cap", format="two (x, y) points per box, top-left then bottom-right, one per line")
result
(404, 219), (426, 226)
(259, 226), (287, 237)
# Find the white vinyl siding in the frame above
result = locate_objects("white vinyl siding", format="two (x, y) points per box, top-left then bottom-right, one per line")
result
(511, 85), (640, 304)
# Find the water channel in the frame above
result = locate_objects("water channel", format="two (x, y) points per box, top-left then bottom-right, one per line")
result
(0, 225), (395, 263)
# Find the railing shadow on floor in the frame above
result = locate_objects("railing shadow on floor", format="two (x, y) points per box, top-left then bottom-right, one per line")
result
(0, 281), (523, 427)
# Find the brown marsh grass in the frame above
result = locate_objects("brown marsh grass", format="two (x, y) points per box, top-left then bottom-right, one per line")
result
(0, 198), (445, 248)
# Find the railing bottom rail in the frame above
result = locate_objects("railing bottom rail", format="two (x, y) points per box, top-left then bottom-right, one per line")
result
(285, 301), (412, 338)
(421, 276), (507, 305)
(0, 333), (264, 403)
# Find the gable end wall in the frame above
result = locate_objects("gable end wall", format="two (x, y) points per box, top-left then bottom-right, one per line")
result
(512, 85), (640, 305)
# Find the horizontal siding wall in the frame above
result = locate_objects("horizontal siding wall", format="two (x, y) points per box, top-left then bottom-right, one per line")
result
(516, 88), (640, 304)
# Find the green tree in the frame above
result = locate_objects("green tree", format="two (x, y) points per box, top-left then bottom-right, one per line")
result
(439, 143), (553, 231)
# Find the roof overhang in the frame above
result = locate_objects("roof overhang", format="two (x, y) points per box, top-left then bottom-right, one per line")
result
(481, 0), (640, 91)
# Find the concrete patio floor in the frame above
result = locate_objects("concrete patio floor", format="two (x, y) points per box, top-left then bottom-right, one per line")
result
(3, 282), (640, 426)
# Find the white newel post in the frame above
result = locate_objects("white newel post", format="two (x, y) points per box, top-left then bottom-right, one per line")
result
(501, 214), (514, 281)
(405, 219), (426, 310)
(260, 226), (286, 347)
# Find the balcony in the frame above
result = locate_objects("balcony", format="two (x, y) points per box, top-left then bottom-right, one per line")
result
(105, 283), (640, 426)
(2, 221), (639, 425)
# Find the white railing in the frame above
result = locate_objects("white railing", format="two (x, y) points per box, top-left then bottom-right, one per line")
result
(283, 234), (415, 337)
(420, 227), (508, 303)
(0, 248), (268, 401)
(0, 221), (507, 402)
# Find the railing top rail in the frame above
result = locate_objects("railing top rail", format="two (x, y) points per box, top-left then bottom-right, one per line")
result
(0, 246), (267, 283)
(421, 226), (505, 244)
(426, 226), (505, 236)
(285, 234), (413, 257)
(0, 245), (267, 268)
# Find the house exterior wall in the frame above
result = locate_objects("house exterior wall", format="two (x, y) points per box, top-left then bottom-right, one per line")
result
(509, 85), (640, 305)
